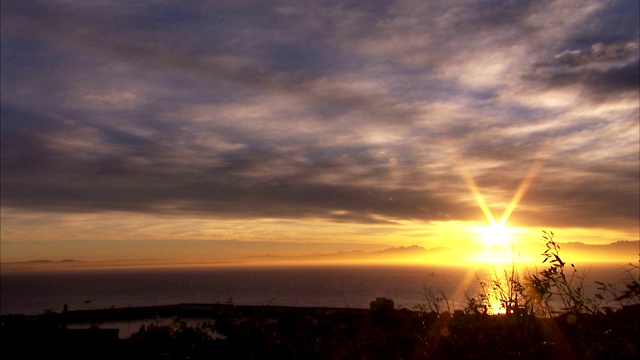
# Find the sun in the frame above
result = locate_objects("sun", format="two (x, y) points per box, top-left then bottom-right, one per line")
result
(480, 222), (511, 246)
(470, 221), (520, 264)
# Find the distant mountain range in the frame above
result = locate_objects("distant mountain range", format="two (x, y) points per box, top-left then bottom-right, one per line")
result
(246, 241), (639, 265)
(10, 259), (82, 264)
(244, 244), (451, 264)
(2, 240), (637, 269)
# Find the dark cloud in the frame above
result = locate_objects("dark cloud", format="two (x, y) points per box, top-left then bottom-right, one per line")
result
(530, 57), (639, 97)
(524, 0), (639, 100)
(518, 175), (640, 229)
(0, 104), (460, 223)
(461, 0), (541, 29)
(565, 0), (640, 46)
(552, 42), (638, 67)
(529, 40), (639, 96)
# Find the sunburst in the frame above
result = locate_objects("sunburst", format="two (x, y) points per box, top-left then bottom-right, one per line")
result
(459, 157), (545, 249)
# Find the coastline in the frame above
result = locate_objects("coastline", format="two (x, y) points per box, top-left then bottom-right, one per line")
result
(2, 301), (639, 360)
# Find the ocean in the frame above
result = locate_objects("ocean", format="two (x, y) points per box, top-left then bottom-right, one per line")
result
(1, 263), (632, 317)
(1, 265), (468, 315)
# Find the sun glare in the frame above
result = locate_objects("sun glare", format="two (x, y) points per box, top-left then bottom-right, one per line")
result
(457, 156), (545, 263)
(481, 222), (511, 246)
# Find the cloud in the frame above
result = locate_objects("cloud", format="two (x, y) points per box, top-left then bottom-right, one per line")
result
(1, 0), (638, 241)
(529, 41), (639, 98)
(552, 42), (638, 67)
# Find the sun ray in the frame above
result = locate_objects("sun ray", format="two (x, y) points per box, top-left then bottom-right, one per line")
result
(451, 151), (548, 267)
(446, 151), (548, 311)
(457, 165), (497, 225)
(497, 157), (546, 225)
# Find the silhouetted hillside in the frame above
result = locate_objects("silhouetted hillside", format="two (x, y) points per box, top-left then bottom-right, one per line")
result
(2, 302), (638, 360)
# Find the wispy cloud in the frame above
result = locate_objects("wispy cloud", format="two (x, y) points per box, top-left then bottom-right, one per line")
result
(1, 0), (638, 244)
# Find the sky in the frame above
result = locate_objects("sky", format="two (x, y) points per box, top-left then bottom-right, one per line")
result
(1, 0), (639, 265)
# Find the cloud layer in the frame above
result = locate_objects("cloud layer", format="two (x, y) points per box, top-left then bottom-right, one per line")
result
(1, 0), (638, 241)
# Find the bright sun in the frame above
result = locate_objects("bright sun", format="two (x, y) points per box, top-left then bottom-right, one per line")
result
(481, 222), (511, 246)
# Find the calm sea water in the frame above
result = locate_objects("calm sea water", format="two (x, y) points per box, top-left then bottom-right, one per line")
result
(1, 264), (632, 317)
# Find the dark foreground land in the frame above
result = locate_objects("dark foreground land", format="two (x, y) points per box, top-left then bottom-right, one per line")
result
(2, 301), (638, 360)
